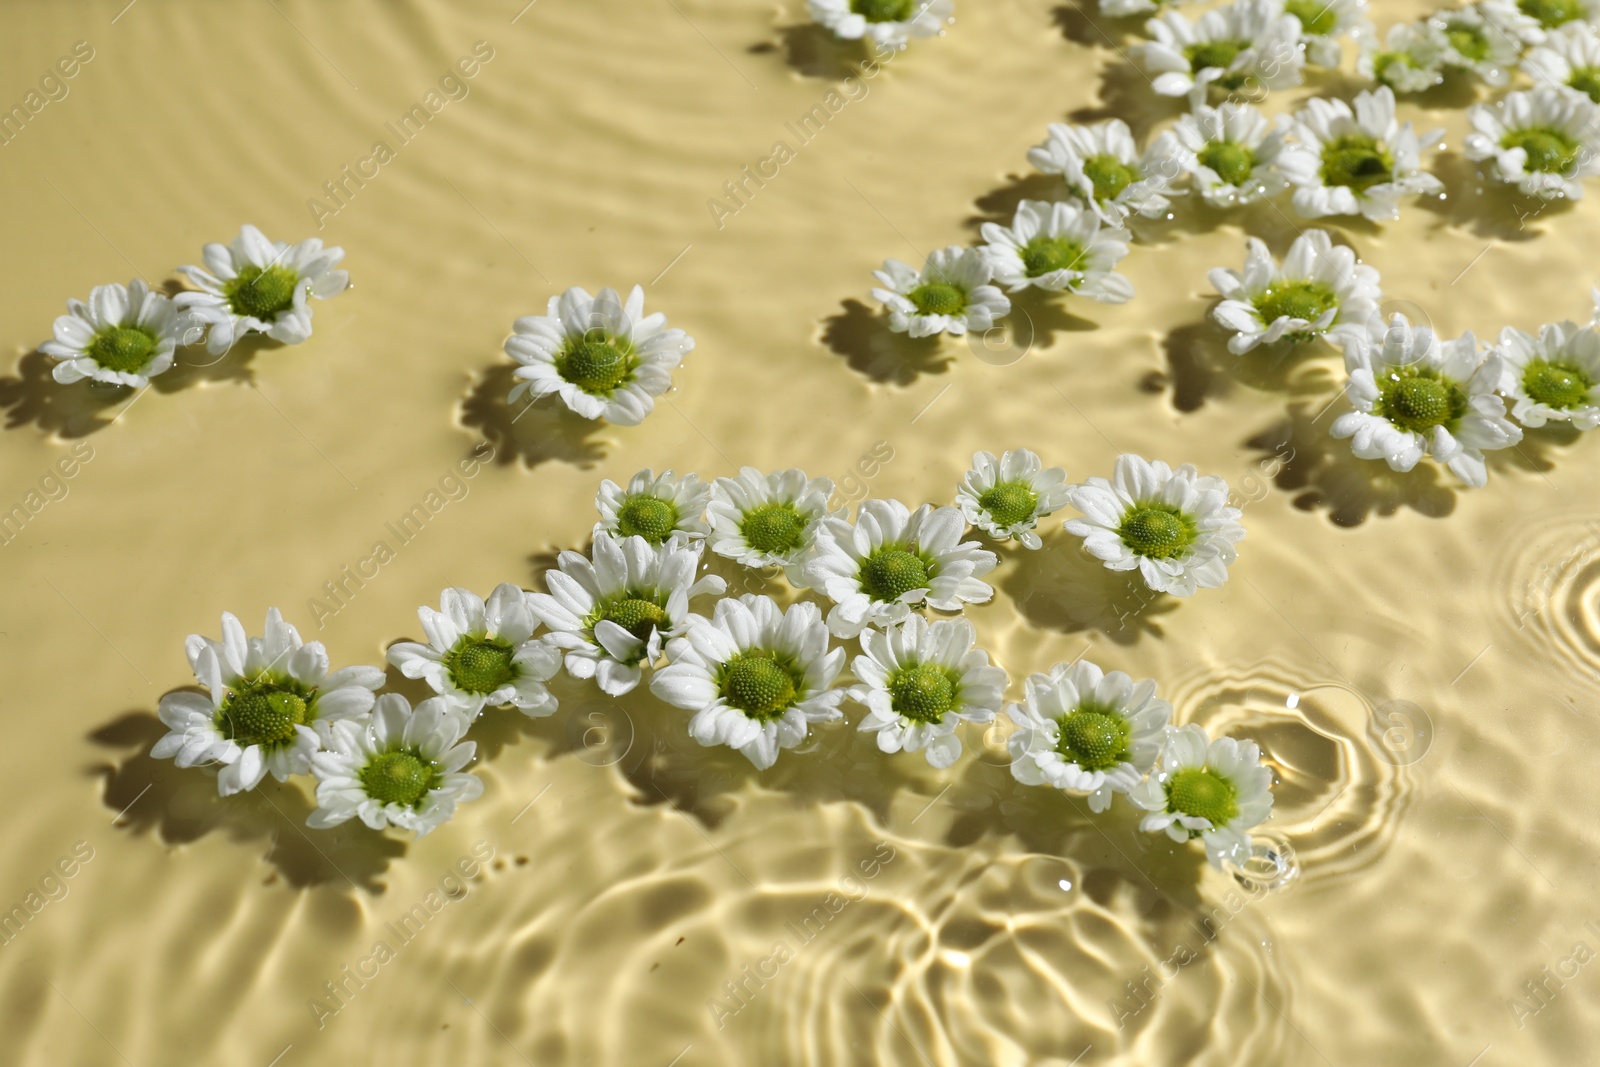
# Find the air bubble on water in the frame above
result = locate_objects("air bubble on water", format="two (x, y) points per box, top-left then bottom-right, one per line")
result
(1226, 834), (1298, 892)
(1058, 879), (1073, 892)
(1285, 692), (1299, 709)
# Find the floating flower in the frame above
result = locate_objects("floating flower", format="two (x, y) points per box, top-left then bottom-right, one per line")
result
(504, 285), (693, 426)
(1128, 723), (1274, 868)
(1430, 3), (1522, 85)
(1358, 21), (1448, 93)
(151, 608), (383, 796)
(1278, 86), (1445, 221)
(386, 584), (562, 721)
(1523, 21), (1600, 102)
(595, 468), (711, 545)
(977, 199), (1133, 300)
(805, 0), (952, 50)
(1167, 101), (1290, 207)
(1099, 0), (1195, 17)
(848, 616), (1005, 768)
(802, 499), (999, 638)
(1330, 314), (1522, 487)
(41, 279), (188, 387)
(1062, 454), (1245, 598)
(1283, 0), (1371, 66)
(1482, 0), (1600, 45)
(308, 694), (483, 837)
(1463, 87), (1600, 199)
(1490, 320), (1600, 429)
(707, 466), (840, 579)
(1027, 118), (1180, 224)
(1006, 659), (1171, 812)
(1136, 0), (1304, 98)
(1207, 229), (1382, 355)
(527, 533), (725, 695)
(176, 224), (348, 356)
(871, 246), (1011, 338)
(955, 448), (1070, 548)
(651, 595), (846, 770)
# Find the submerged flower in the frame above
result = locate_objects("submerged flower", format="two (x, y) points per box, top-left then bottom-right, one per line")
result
(871, 246), (1011, 338)
(1062, 454), (1245, 598)
(1027, 118), (1180, 224)
(505, 285), (694, 425)
(1284, 0), (1371, 66)
(1168, 101), (1290, 207)
(806, 0), (953, 49)
(848, 616), (1005, 768)
(1136, 0), (1305, 98)
(1006, 659), (1171, 812)
(308, 695), (483, 837)
(802, 499), (999, 638)
(707, 466), (840, 578)
(1208, 229), (1382, 354)
(1331, 314), (1522, 487)
(386, 584), (562, 721)
(596, 468), (711, 545)
(1128, 723), (1274, 868)
(1358, 21), (1448, 93)
(955, 448), (1070, 548)
(1430, 3), (1522, 85)
(176, 224), (348, 356)
(527, 533), (725, 695)
(978, 200), (1133, 300)
(151, 609), (383, 796)
(1523, 22), (1600, 103)
(651, 595), (846, 770)
(1490, 320), (1600, 429)
(1278, 86), (1445, 220)
(1463, 87), (1600, 199)
(41, 279), (187, 387)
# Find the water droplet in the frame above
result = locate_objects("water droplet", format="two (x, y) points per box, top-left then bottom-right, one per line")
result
(1285, 692), (1299, 709)
(1058, 879), (1073, 892)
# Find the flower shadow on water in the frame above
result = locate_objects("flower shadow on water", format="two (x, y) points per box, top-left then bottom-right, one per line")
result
(1155, 322), (1343, 413)
(458, 363), (609, 470)
(1000, 535), (1181, 644)
(1413, 151), (1576, 242)
(1067, 62), (1187, 144)
(751, 23), (872, 81)
(819, 299), (955, 385)
(148, 334), (274, 394)
(1487, 421), (1582, 478)
(1050, 2), (1143, 53)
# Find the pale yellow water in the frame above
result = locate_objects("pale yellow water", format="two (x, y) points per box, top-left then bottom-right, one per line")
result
(2, 0), (1599, 1064)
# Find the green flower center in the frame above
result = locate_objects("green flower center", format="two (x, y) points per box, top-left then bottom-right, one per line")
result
(978, 481), (1039, 527)
(908, 282), (967, 317)
(1198, 140), (1256, 186)
(858, 546), (931, 602)
(615, 495), (679, 543)
(558, 337), (632, 394)
(1378, 371), (1468, 434)
(1185, 39), (1245, 74)
(1503, 127), (1580, 174)
(359, 750), (440, 808)
(1374, 52), (1421, 87)
(1569, 67), (1600, 103)
(721, 653), (798, 720)
(443, 638), (517, 695)
(1444, 22), (1490, 61)
(1083, 154), (1138, 202)
(598, 596), (670, 645)
(1165, 766), (1239, 828)
(1253, 280), (1337, 326)
(226, 264), (299, 320)
(86, 326), (157, 374)
(1118, 504), (1197, 560)
(1284, 0), (1338, 35)
(1320, 135), (1394, 191)
(1020, 235), (1087, 278)
(215, 681), (310, 748)
(887, 662), (957, 725)
(740, 501), (807, 555)
(1520, 0), (1582, 28)
(1055, 706), (1132, 772)
(851, 0), (914, 20)
(1523, 359), (1594, 409)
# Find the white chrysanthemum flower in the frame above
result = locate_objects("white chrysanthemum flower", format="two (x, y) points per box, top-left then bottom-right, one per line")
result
(1430, 3), (1522, 85)
(1208, 229), (1382, 355)
(1330, 314), (1522, 487)
(308, 694), (483, 837)
(386, 584), (562, 721)
(1463, 87), (1600, 199)
(847, 616), (1004, 769)
(40, 279), (187, 387)
(707, 467), (840, 579)
(977, 200), (1133, 300)
(1482, 0), (1600, 45)
(504, 285), (693, 426)
(1524, 21), (1600, 102)
(595, 468), (711, 545)
(801, 499), (999, 639)
(527, 533), (725, 696)
(1284, 0), (1372, 66)
(1027, 118), (1181, 225)
(1167, 101), (1290, 207)
(151, 608), (383, 796)
(175, 224), (348, 356)
(1490, 320), (1600, 429)
(651, 595), (846, 770)
(871, 246), (1011, 338)
(1006, 659), (1172, 812)
(1062, 454), (1245, 598)
(1358, 21), (1448, 93)
(955, 448), (1070, 549)
(1278, 86), (1445, 220)
(1128, 723), (1274, 868)
(806, 0), (952, 48)
(1136, 0), (1305, 98)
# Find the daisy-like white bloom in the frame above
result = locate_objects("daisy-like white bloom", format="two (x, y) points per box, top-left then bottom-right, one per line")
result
(595, 468), (711, 545)
(1207, 229), (1382, 355)
(802, 500), (999, 639)
(1062, 454), (1245, 598)
(1167, 101), (1289, 207)
(308, 695), (483, 837)
(1430, 3), (1522, 85)
(41, 279), (187, 387)
(1524, 21), (1600, 102)
(1283, 0), (1372, 67)
(707, 467), (840, 579)
(651, 595), (846, 770)
(871, 246), (1011, 338)
(806, 0), (952, 48)
(1358, 21), (1448, 93)
(1027, 119), (1180, 225)
(151, 609), (383, 796)
(175, 224), (348, 356)
(386, 584), (562, 721)
(1330, 314), (1522, 487)
(527, 533), (725, 696)
(1489, 320), (1600, 429)
(504, 285), (693, 426)
(1128, 723), (1274, 868)
(1278, 87), (1444, 221)
(1136, 0), (1305, 98)
(847, 616), (1005, 769)
(1462, 87), (1600, 199)
(1482, 0), (1600, 45)
(1005, 659), (1171, 812)
(977, 200), (1133, 300)
(955, 448), (1070, 549)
